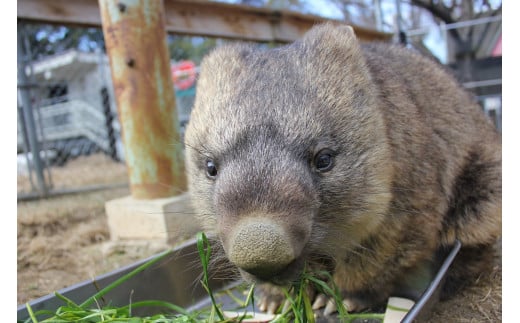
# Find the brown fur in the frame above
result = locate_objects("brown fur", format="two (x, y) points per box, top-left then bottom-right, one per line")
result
(184, 23), (501, 312)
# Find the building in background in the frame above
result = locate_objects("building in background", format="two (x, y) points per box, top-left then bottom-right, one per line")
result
(17, 50), (199, 166)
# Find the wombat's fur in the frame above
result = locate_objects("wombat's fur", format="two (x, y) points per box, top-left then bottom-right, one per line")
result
(184, 23), (501, 313)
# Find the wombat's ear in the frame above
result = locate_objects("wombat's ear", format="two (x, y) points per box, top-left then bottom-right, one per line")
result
(196, 44), (253, 103)
(324, 23), (356, 38)
(299, 23), (374, 105)
(300, 23), (364, 68)
(301, 23), (359, 49)
(200, 44), (253, 77)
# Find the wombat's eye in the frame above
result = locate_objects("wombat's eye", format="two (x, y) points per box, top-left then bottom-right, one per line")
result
(314, 150), (334, 172)
(206, 159), (218, 179)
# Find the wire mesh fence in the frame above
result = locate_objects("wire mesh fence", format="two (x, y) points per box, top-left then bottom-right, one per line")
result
(16, 22), (199, 199)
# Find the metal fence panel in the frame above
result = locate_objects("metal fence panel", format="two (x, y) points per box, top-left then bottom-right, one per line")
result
(17, 23), (127, 198)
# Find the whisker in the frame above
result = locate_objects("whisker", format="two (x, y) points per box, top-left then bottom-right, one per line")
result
(184, 140), (214, 161)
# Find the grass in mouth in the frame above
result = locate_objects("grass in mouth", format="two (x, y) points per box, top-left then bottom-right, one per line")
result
(23, 232), (384, 322)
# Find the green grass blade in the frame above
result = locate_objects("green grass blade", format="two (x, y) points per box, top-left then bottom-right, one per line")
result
(301, 283), (315, 323)
(196, 232), (225, 321)
(25, 302), (39, 323)
(221, 290), (246, 308)
(53, 292), (83, 310)
(23, 309), (56, 323)
(281, 287), (300, 322)
(242, 284), (256, 309)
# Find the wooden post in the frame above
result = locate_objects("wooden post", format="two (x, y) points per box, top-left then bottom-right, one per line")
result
(99, 0), (186, 199)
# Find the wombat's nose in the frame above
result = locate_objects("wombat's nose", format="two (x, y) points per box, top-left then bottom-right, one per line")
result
(226, 219), (296, 278)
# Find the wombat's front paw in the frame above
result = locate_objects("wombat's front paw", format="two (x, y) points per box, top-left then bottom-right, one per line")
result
(256, 282), (370, 316)
(311, 293), (369, 315)
(256, 283), (287, 314)
(256, 284), (370, 317)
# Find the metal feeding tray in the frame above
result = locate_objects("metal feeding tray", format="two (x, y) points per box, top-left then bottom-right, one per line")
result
(17, 238), (461, 322)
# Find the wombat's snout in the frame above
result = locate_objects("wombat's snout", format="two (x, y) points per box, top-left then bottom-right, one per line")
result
(225, 218), (297, 279)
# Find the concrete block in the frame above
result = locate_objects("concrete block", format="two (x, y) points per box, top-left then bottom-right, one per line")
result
(383, 297), (415, 323)
(105, 192), (201, 244)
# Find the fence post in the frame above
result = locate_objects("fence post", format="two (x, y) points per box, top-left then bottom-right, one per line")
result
(98, 0), (186, 199)
(99, 0), (198, 243)
(17, 23), (48, 198)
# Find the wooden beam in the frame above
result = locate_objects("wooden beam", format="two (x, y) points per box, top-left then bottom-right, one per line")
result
(17, 0), (392, 42)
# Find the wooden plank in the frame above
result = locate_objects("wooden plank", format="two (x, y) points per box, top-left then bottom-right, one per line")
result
(17, 0), (392, 42)
(18, 0), (103, 27)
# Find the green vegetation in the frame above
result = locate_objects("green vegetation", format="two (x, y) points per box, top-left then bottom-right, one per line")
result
(23, 232), (384, 323)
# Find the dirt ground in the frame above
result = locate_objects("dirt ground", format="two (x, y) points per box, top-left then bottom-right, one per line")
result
(17, 154), (502, 322)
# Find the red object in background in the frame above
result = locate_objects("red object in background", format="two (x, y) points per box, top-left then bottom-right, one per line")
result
(171, 60), (197, 90)
(492, 35), (501, 57)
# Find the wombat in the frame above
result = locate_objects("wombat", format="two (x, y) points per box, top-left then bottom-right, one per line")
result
(184, 23), (501, 315)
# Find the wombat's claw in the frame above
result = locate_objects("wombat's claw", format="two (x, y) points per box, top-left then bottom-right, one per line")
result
(312, 295), (339, 316)
(311, 293), (328, 310)
(282, 299), (292, 313)
(343, 298), (360, 312)
(321, 297), (362, 316)
(323, 299), (337, 316)
(257, 284), (286, 314)
(257, 299), (281, 314)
